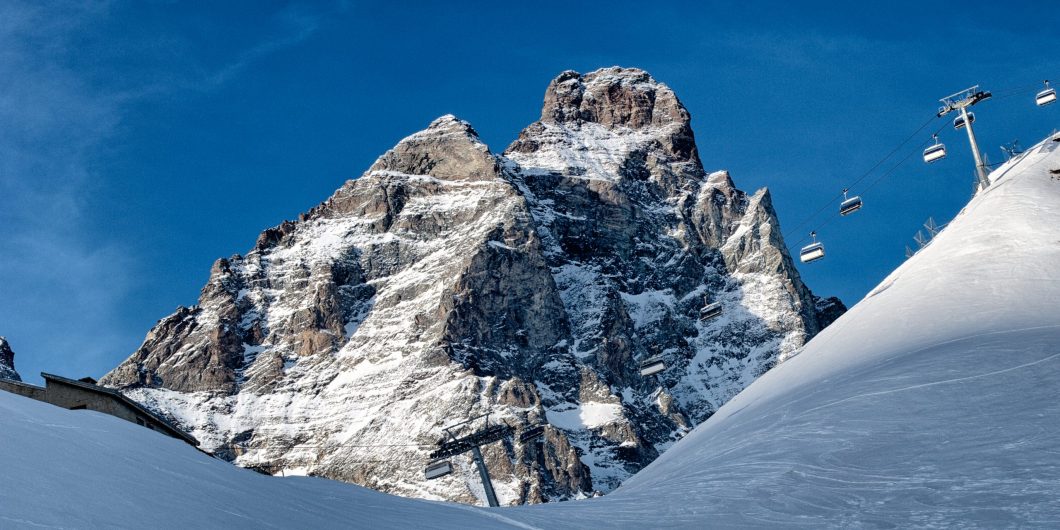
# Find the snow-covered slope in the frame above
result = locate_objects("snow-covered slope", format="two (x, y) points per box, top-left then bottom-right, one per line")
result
(499, 133), (1060, 526)
(0, 391), (523, 529)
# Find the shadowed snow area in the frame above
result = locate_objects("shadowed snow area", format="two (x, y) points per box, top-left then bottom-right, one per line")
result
(2, 133), (1059, 528)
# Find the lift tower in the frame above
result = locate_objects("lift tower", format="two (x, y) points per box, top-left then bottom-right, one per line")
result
(937, 86), (992, 192)
(429, 413), (512, 507)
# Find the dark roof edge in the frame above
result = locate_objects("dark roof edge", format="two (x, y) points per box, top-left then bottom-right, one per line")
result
(40, 372), (199, 446)
(0, 378), (45, 391)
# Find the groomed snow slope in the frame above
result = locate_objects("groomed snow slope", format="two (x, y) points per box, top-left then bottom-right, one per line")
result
(501, 135), (1060, 527)
(3, 134), (1058, 529)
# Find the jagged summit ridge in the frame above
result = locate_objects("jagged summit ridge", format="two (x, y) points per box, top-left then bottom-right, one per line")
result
(101, 66), (843, 505)
(540, 67), (691, 131)
(508, 68), (700, 194)
(0, 337), (20, 381)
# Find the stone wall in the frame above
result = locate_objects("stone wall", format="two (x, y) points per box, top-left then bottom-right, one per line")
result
(0, 379), (45, 400)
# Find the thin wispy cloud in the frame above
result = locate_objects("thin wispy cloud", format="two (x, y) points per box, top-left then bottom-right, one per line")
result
(0, 1), (330, 382)
(0, 1), (131, 381)
(201, 6), (326, 90)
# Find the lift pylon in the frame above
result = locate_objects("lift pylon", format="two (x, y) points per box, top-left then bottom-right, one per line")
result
(937, 86), (992, 191)
(429, 412), (512, 507)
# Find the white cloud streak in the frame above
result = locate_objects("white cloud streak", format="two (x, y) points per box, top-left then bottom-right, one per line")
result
(0, 2), (133, 381)
(0, 1), (329, 381)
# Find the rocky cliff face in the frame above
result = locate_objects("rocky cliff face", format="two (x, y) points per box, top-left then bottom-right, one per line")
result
(101, 67), (843, 505)
(0, 337), (21, 381)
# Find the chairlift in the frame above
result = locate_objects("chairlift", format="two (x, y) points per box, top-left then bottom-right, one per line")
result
(519, 425), (546, 444)
(923, 135), (947, 163)
(699, 301), (722, 321)
(799, 231), (825, 264)
(424, 459), (453, 480)
(639, 355), (666, 377)
(839, 188), (862, 216)
(1037, 80), (1057, 107)
(953, 112), (974, 130)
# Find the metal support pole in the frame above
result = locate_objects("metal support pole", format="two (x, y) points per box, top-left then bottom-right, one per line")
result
(470, 445), (499, 507)
(959, 106), (991, 191)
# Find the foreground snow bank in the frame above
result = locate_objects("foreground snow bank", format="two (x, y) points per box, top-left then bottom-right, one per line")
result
(0, 392), (529, 529)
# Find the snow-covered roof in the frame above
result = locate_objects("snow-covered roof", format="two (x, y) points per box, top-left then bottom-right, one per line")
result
(42, 372), (199, 446)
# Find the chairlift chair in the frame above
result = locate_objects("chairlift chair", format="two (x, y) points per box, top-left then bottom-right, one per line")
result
(839, 188), (862, 216)
(800, 231), (825, 264)
(424, 459), (453, 480)
(1037, 80), (1057, 107)
(923, 135), (947, 163)
(953, 112), (974, 130)
(519, 425), (546, 444)
(699, 301), (723, 321)
(639, 355), (666, 377)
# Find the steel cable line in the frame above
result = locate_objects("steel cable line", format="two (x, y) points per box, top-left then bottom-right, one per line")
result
(283, 443), (434, 448)
(989, 80), (1050, 98)
(789, 119), (954, 248)
(786, 77), (1057, 251)
(869, 118), (951, 193)
(782, 113), (941, 244)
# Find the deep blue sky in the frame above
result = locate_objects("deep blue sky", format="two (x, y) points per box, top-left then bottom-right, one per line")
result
(2, 1), (1057, 383)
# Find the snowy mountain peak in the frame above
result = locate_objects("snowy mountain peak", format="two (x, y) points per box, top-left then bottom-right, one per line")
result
(706, 169), (735, 186)
(417, 114), (484, 145)
(508, 67), (700, 194)
(100, 67), (842, 506)
(428, 113), (474, 130)
(0, 336), (19, 381)
(369, 114), (498, 182)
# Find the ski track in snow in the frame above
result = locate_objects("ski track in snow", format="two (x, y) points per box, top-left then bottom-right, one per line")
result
(799, 329), (1060, 418)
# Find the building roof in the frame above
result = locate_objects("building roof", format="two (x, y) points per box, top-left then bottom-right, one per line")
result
(40, 372), (199, 446)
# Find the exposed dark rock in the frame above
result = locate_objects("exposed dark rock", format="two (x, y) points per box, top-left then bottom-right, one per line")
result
(0, 336), (21, 381)
(814, 295), (848, 330)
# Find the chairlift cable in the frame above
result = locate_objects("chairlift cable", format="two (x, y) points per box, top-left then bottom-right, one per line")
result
(284, 443), (435, 448)
(860, 136), (928, 196)
(782, 113), (940, 242)
(973, 77), (1057, 102)
(989, 80), (1053, 97)
(326, 459), (408, 464)
(787, 76), (1056, 253)
(792, 132), (929, 248)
